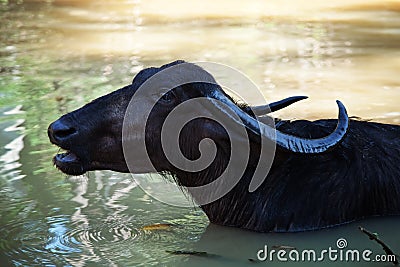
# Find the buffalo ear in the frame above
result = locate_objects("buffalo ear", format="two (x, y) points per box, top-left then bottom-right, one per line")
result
(201, 116), (279, 154)
(200, 119), (230, 155)
(201, 118), (261, 155)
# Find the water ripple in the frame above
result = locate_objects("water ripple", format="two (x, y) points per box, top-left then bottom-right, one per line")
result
(65, 221), (140, 245)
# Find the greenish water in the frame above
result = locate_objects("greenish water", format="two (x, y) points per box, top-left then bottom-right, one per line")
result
(0, 0), (399, 266)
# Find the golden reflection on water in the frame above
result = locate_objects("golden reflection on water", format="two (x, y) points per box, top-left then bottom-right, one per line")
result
(11, 0), (398, 123)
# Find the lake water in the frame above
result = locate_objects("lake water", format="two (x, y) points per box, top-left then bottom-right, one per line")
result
(0, 0), (399, 266)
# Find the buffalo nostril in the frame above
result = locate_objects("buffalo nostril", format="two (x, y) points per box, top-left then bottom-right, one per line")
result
(48, 120), (77, 142)
(55, 127), (76, 138)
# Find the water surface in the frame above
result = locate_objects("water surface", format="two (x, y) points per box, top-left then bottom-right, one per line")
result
(0, 0), (399, 266)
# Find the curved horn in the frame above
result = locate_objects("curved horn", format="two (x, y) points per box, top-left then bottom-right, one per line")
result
(252, 96), (308, 116)
(210, 92), (349, 154)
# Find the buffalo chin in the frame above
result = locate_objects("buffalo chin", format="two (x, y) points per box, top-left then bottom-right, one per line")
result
(53, 151), (87, 175)
(53, 151), (131, 175)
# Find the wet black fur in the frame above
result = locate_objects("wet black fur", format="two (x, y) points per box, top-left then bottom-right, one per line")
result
(195, 119), (400, 232)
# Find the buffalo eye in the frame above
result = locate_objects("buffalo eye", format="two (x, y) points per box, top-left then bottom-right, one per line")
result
(159, 90), (176, 104)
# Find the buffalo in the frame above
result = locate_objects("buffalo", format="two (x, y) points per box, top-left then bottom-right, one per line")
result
(48, 60), (400, 232)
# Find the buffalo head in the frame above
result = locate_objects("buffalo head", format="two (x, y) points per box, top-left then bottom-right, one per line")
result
(48, 60), (348, 177)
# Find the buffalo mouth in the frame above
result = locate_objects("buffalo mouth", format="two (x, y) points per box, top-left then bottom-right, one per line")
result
(53, 150), (87, 176)
(53, 148), (130, 175)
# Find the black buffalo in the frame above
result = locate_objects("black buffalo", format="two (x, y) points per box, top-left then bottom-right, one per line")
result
(48, 60), (400, 232)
